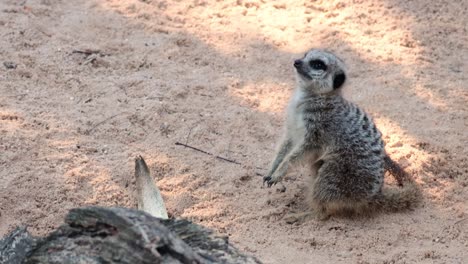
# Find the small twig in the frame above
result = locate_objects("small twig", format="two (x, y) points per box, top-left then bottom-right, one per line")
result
(65, 77), (81, 84)
(147, 95), (166, 100)
(72, 49), (109, 56)
(454, 218), (468, 225)
(87, 112), (127, 133)
(36, 27), (51, 37)
(175, 142), (267, 174)
(128, 80), (144, 88)
(82, 54), (97, 65)
(215, 154), (242, 165)
(0, 93), (27, 98)
(176, 141), (232, 160)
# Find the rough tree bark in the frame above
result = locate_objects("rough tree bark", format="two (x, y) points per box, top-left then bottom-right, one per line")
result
(1, 156), (260, 263)
(0, 207), (260, 264)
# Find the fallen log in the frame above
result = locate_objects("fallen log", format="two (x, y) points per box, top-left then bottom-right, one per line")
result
(0, 156), (260, 264)
(1, 207), (259, 263)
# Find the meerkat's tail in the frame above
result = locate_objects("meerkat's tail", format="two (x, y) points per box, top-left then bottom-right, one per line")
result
(135, 155), (168, 219)
(384, 155), (410, 186)
(372, 174), (422, 213)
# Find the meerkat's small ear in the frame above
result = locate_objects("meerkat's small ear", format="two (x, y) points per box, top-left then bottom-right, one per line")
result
(333, 72), (346, 89)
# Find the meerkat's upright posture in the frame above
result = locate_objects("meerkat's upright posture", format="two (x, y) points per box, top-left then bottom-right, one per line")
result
(263, 49), (420, 219)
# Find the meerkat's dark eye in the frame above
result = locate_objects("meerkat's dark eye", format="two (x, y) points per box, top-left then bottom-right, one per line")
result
(309, 59), (327, 71)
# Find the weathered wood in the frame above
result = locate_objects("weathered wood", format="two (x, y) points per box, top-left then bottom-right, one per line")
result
(135, 155), (168, 219)
(162, 219), (258, 263)
(0, 207), (260, 264)
(0, 227), (37, 264)
(1, 156), (260, 263)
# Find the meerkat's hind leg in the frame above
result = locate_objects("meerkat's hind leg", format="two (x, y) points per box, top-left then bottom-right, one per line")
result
(309, 180), (373, 218)
(307, 164), (352, 220)
(308, 201), (332, 221)
(283, 211), (315, 224)
(283, 204), (330, 223)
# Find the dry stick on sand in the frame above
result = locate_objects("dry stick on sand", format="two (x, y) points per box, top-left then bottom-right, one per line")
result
(86, 112), (128, 134)
(0, 93), (27, 98)
(71, 49), (109, 56)
(454, 218), (468, 225)
(174, 142), (266, 176)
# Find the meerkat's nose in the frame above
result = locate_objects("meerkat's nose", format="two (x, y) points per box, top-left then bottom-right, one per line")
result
(294, 59), (303, 68)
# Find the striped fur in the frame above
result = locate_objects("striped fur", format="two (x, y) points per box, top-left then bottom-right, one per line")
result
(264, 49), (420, 218)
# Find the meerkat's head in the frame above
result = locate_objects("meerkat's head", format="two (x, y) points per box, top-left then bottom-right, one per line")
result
(293, 49), (347, 94)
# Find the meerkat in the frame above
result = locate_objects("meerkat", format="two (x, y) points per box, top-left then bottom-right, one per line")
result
(263, 49), (421, 219)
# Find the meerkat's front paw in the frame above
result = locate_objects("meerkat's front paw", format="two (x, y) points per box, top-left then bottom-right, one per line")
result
(263, 174), (279, 187)
(263, 176), (274, 187)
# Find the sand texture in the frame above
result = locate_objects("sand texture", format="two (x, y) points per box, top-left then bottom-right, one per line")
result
(1, 0), (467, 263)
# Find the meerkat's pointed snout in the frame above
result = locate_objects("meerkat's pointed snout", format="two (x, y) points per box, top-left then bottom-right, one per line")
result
(135, 155), (168, 219)
(293, 59), (303, 68)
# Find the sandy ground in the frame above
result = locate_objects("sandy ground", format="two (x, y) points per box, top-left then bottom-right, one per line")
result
(1, 0), (467, 263)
